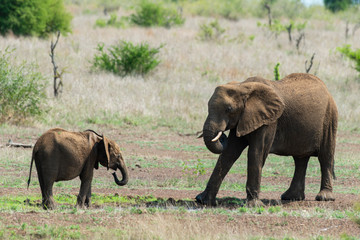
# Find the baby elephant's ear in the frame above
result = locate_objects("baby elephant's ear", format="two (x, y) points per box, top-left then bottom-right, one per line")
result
(236, 82), (285, 137)
(97, 137), (110, 170)
(100, 136), (110, 170)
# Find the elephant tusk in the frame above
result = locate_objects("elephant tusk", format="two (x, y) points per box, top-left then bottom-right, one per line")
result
(211, 132), (223, 142)
(197, 132), (203, 138)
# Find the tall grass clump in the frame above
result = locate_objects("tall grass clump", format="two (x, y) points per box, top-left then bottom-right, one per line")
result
(0, 0), (72, 37)
(185, 0), (244, 20)
(337, 45), (360, 74)
(94, 14), (129, 28)
(92, 41), (163, 77)
(130, 1), (184, 28)
(0, 48), (47, 123)
(197, 20), (226, 42)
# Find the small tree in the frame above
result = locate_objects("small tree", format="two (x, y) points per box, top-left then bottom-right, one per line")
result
(0, 48), (47, 123)
(324, 0), (353, 13)
(0, 0), (72, 38)
(337, 44), (360, 73)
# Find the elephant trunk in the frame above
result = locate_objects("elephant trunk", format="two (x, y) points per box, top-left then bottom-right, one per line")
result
(112, 161), (129, 186)
(203, 117), (228, 154)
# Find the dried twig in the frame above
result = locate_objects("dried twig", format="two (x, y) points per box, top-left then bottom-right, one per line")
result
(286, 23), (293, 43)
(50, 31), (63, 97)
(353, 23), (360, 36)
(345, 21), (350, 40)
(305, 53), (315, 73)
(2, 140), (34, 148)
(296, 32), (305, 52)
(178, 130), (203, 138)
(264, 3), (272, 27)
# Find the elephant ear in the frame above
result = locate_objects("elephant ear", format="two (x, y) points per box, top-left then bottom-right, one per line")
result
(236, 82), (285, 137)
(98, 136), (110, 170)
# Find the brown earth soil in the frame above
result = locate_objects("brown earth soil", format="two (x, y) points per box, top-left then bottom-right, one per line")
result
(0, 126), (360, 239)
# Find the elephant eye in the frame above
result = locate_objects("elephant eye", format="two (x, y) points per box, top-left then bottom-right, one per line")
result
(225, 106), (233, 113)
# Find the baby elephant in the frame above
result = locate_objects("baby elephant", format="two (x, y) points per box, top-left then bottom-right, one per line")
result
(27, 128), (128, 209)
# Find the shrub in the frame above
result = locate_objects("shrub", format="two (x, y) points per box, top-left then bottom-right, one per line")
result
(0, 0), (72, 38)
(0, 48), (47, 123)
(337, 44), (360, 73)
(258, 19), (307, 41)
(274, 62), (281, 80)
(130, 1), (184, 28)
(185, 0), (244, 20)
(198, 20), (226, 42)
(324, 0), (353, 13)
(92, 41), (163, 77)
(94, 14), (129, 29)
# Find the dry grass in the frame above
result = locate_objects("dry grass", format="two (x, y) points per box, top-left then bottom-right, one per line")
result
(0, 6), (359, 132)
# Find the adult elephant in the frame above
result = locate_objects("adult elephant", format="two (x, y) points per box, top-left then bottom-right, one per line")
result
(27, 128), (129, 209)
(196, 73), (338, 207)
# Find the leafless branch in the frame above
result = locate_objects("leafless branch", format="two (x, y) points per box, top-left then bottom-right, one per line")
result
(286, 23), (293, 43)
(264, 3), (272, 27)
(353, 23), (360, 36)
(345, 21), (350, 40)
(50, 31), (63, 97)
(178, 130), (203, 138)
(296, 32), (305, 52)
(1, 140), (34, 148)
(305, 53), (315, 73)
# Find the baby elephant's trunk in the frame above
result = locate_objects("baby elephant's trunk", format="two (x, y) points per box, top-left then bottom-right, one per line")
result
(112, 163), (128, 186)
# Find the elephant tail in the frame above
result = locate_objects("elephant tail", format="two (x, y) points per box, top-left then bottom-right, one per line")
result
(332, 163), (336, 180)
(27, 154), (35, 189)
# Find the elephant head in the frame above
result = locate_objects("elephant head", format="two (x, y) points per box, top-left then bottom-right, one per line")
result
(92, 136), (129, 186)
(203, 81), (285, 154)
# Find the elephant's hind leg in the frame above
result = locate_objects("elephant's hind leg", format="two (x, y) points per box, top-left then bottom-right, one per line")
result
(281, 156), (310, 201)
(316, 150), (335, 201)
(36, 163), (55, 210)
(316, 118), (336, 201)
(41, 180), (55, 210)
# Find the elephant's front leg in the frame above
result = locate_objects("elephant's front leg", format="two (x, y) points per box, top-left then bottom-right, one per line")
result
(85, 185), (92, 207)
(77, 170), (94, 208)
(196, 131), (247, 206)
(246, 125), (276, 207)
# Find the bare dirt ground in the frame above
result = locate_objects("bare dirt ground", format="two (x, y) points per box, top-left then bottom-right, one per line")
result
(1, 126), (360, 239)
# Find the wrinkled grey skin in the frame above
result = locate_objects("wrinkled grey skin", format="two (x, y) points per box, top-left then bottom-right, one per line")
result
(27, 128), (128, 209)
(197, 73), (338, 207)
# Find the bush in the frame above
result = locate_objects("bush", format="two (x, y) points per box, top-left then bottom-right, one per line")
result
(130, 1), (184, 28)
(0, 48), (47, 123)
(95, 14), (129, 28)
(337, 44), (360, 73)
(0, 0), (72, 38)
(274, 62), (281, 80)
(92, 41), (163, 77)
(197, 20), (226, 42)
(324, 0), (353, 13)
(185, 0), (244, 20)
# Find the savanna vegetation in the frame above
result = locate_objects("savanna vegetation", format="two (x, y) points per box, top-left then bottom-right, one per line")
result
(0, 0), (360, 239)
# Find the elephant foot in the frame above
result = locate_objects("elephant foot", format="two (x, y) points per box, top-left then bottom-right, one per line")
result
(85, 197), (91, 208)
(281, 189), (305, 201)
(315, 189), (335, 201)
(42, 199), (55, 210)
(247, 199), (264, 208)
(195, 191), (217, 206)
(76, 195), (88, 208)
